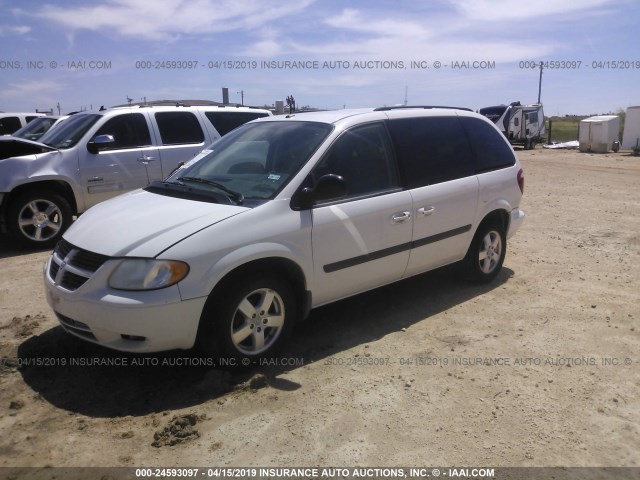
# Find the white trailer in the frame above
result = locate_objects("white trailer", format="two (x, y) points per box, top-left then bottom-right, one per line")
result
(478, 102), (545, 149)
(622, 106), (640, 153)
(579, 115), (620, 153)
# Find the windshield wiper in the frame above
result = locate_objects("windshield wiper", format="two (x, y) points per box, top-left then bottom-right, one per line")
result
(178, 176), (244, 205)
(164, 161), (184, 180)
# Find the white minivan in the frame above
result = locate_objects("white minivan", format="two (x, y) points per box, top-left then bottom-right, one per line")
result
(44, 106), (525, 363)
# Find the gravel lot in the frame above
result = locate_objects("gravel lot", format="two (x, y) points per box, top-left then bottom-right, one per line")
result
(0, 148), (639, 470)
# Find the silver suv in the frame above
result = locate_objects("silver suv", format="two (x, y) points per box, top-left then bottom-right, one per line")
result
(0, 105), (271, 247)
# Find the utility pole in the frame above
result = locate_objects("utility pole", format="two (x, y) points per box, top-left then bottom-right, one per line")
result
(537, 63), (543, 104)
(286, 95), (296, 113)
(237, 90), (244, 106)
(404, 86), (408, 106)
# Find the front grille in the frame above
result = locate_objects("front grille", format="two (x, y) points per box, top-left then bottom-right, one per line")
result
(57, 313), (90, 330)
(56, 313), (97, 341)
(49, 239), (111, 292)
(70, 249), (110, 272)
(49, 260), (60, 280)
(56, 238), (73, 258)
(60, 271), (89, 291)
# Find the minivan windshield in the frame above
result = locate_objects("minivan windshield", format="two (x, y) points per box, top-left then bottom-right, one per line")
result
(165, 120), (333, 201)
(39, 113), (101, 149)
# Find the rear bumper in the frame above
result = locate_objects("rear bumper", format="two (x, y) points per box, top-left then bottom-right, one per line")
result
(507, 207), (525, 239)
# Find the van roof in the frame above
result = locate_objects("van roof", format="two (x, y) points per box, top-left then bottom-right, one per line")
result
(256, 106), (474, 125)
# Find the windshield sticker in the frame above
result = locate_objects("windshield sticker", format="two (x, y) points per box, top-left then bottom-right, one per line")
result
(267, 174), (281, 181)
(183, 150), (212, 168)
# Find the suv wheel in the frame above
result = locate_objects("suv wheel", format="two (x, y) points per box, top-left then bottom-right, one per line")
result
(465, 223), (506, 283)
(7, 190), (72, 249)
(197, 276), (296, 365)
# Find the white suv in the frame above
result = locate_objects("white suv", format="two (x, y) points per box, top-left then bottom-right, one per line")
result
(0, 105), (271, 247)
(0, 112), (46, 135)
(43, 106), (525, 362)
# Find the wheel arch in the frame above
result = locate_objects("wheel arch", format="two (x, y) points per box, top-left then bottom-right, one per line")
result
(465, 207), (509, 258)
(464, 208), (510, 283)
(477, 208), (510, 233)
(206, 256), (311, 322)
(5, 180), (78, 215)
(1, 180), (78, 236)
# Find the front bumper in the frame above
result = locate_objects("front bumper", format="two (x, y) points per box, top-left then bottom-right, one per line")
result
(43, 256), (206, 353)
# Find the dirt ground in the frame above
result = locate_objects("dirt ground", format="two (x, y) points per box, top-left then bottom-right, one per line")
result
(0, 148), (639, 471)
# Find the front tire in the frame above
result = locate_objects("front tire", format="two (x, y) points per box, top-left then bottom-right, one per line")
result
(197, 276), (296, 366)
(7, 190), (72, 249)
(465, 223), (506, 283)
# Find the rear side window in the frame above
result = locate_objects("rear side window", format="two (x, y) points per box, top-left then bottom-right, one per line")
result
(0, 116), (22, 135)
(94, 113), (151, 150)
(386, 116), (474, 188)
(459, 117), (516, 173)
(205, 112), (270, 136)
(26, 116), (40, 123)
(155, 112), (204, 145)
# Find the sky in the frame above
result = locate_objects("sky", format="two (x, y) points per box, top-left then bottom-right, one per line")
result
(1, 0), (639, 116)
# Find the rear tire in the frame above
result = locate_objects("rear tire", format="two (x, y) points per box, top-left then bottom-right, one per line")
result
(197, 276), (296, 367)
(464, 223), (506, 283)
(7, 190), (72, 249)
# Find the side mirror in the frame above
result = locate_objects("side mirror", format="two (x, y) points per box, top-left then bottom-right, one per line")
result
(87, 134), (115, 154)
(291, 174), (347, 210)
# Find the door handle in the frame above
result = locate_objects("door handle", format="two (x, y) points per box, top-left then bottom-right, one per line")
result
(137, 155), (156, 164)
(391, 211), (411, 224)
(417, 206), (435, 217)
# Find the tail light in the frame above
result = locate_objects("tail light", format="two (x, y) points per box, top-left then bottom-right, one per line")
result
(517, 168), (524, 194)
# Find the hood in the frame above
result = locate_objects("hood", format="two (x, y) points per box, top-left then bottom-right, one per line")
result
(63, 189), (249, 257)
(0, 137), (57, 160)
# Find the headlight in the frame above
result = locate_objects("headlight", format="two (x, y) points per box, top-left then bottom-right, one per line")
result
(108, 259), (189, 291)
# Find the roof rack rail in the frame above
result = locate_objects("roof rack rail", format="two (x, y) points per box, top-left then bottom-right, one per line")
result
(374, 105), (472, 112)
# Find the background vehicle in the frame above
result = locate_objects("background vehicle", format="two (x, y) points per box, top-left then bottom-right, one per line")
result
(9, 115), (70, 141)
(479, 101), (545, 149)
(44, 106), (525, 362)
(0, 105), (271, 248)
(0, 112), (46, 135)
(578, 115), (620, 153)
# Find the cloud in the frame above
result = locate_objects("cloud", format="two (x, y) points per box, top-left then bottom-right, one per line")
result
(449, 0), (614, 21)
(0, 80), (65, 105)
(0, 24), (31, 36)
(32, 0), (316, 42)
(247, 1), (618, 64)
(250, 39), (284, 57)
(325, 8), (430, 38)
(247, 6), (554, 64)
